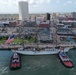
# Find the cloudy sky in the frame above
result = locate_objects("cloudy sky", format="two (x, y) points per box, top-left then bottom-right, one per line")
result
(0, 0), (76, 14)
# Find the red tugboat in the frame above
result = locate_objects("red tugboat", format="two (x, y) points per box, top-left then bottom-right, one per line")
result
(58, 49), (74, 68)
(10, 52), (21, 70)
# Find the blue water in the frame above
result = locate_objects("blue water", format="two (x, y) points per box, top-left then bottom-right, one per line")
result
(0, 49), (76, 75)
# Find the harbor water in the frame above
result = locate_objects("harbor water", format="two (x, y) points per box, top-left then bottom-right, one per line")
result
(0, 49), (76, 75)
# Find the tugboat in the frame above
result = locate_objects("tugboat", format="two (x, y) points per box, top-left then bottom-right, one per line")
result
(58, 49), (74, 68)
(10, 52), (21, 70)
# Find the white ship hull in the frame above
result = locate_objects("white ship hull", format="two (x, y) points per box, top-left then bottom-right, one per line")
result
(12, 47), (70, 55)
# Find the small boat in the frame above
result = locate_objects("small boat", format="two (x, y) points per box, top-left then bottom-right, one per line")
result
(58, 51), (74, 68)
(10, 52), (21, 70)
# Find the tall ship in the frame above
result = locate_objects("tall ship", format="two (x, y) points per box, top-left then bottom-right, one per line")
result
(12, 47), (70, 55)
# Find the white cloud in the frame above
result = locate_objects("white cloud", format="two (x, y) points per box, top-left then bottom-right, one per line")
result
(67, 1), (73, 4)
(63, 0), (74, 5)
(56, 0), (60, 3)
(63, 3), (66, 6)
(0, 0), (51, 6)
(29, 0), (51, 5)
(75, 1), (76, 4)
(0, 1), (7, 5)
(47, 0), (51, 3)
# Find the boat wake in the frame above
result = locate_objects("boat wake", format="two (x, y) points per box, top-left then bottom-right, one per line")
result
(0, 67), (8, 75)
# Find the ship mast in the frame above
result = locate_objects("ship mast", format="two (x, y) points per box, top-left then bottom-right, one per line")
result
(56, 24), (57, 47)
(36, 26), (39, 50)
(21, 35), (24, 50)
(35, 15), (40, 50)
(18, 23), (24, 50)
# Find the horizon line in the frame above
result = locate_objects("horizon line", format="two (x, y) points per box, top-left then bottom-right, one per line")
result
(0, 12), (76, 14)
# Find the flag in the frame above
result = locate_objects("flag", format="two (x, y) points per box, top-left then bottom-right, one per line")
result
(4, 35), (15, 45)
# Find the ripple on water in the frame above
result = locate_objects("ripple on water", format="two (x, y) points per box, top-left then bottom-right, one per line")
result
(0, 50), (76, 75)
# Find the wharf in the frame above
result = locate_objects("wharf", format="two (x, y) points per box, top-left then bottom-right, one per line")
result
(0, 43), (76, 50)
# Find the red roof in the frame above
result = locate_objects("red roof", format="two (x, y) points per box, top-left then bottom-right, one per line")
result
(68, 18), (74, 20)
(39, 24), (50, 27)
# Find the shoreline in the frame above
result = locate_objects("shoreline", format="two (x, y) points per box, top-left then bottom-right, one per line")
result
(0, 47), (75, 51)
(0, 43), (75, 50)
(0, 48), (11, 50)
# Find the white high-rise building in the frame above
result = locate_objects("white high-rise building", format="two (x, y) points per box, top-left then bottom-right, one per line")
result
(19, 1), (29, 20)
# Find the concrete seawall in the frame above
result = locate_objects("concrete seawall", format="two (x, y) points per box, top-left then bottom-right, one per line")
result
(0, 43), (76, 50)
(0, 48), (11, 50)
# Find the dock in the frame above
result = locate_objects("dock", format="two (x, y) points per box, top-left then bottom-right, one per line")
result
(0, 43), (76, 50)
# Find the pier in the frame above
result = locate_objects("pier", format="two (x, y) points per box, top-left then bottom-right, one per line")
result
(0, 43), (75, 50)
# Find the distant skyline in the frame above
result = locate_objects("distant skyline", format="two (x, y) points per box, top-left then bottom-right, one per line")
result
(0, 0), (76, 14)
